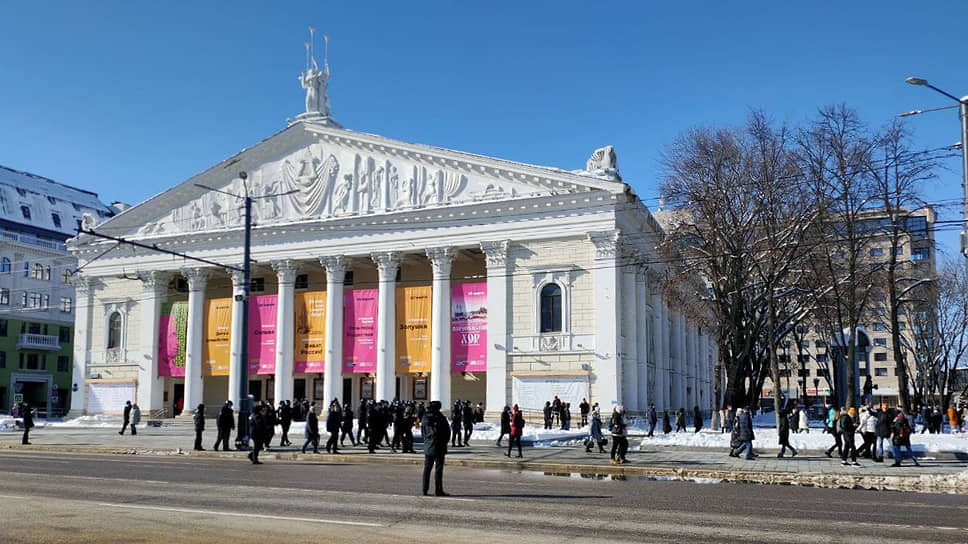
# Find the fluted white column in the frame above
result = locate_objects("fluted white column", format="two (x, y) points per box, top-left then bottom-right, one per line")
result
(427, 247), (454, 407)
(372, 252), (400, 402)
(320, 256), (346, 406)
(183, 268), (209, 412)
(69, 276), (93, 416)
(589, 231), (621, 408)
(137, 271), (169, 417)
(652, 286), (668, 411)
(228, 269), (245, 407)
(635, 267), (648, 411)
(621, 265), (637, 410)
(273, 260), (298, 404)
(481, 240), (510, 415)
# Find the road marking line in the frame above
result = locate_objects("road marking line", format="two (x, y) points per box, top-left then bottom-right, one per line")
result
(0, 494), (26, 499)
(98, 503), (382, 527)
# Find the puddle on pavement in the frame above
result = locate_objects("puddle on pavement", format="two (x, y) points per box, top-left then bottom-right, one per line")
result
(519, 470), (724, 484)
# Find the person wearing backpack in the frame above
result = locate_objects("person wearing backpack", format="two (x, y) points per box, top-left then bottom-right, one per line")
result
(837, 407), (860, 466)
(824, 404), (842, 458)
(890, 407), (920, 467)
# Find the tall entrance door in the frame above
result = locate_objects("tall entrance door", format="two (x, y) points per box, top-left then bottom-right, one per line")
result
(173, 383), (184, 416)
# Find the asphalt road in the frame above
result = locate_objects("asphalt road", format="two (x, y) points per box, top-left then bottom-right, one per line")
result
(0, 450), (965, 544)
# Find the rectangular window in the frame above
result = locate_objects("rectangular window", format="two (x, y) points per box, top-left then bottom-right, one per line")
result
(0, 319), (6, 336)
(294, 274), (308, 290)
(40, 354), (47, 370)
(26, 353), (39, 370)
(859, 368), (869, 376)
(0, 351), (5, 369)
(874, 337), (887, 346)
(59, 326), (71, 343)
(873, 323), (886, 332)
(800, 341), (809, 349)
(18, 352), (23, 369)
(343, 271), (354, 286)
(870, 247), (884, 257)
(906, 217), (928, 236)
(57, 355), (69, 372)
(20, 292), (27, 306)
(896, 247), (904, 256)
(23, 261), (29, 277)
(51, 213), (61, 228)
(42, 294), (49, 308)
(798, 369), (811, 377)
(250, 277), (265, 293)
(0, 288), (8, 305)
(20, 205), (31, 220)
(875, 367), (889, 377)
(912, 247), (929, 261)
(797, 355), (809, 363)
(816, 355), (828, 363)
(60, 297), (72, 313)
(779, 369), (791, 378)
(874, 352), (888, 362)
(815, 340), (827, 348)
(898, 322), (906, 331)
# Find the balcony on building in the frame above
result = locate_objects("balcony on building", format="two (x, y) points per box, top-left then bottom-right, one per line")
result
(18, 333), (61, 350)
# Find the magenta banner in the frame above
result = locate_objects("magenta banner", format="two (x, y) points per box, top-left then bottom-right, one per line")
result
(248, 294), (277, 375)
(158, 301), (188, 377)
(451, 282), (487, 372)
(344, 289), (378, 374)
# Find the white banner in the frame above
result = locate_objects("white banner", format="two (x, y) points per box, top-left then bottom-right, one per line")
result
(511, 376), (588, 412)
(86, 382), (136, 415)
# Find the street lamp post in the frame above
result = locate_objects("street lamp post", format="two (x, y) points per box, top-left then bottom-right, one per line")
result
(902, 77), (968, 263)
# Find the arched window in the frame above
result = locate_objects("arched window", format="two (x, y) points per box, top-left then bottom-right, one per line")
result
(32, 263), (43, 279)
(107, 311), (122, 349)
(0, 257), (9, 274)
(540, 283), (562, 333)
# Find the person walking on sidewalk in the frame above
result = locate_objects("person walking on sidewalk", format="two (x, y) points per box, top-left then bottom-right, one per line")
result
(214, 400), (234, 451)
(675, 408), (687, 433)
(609, 405), (629, 464)
(119, 400), (132, 435)
(798, 406), (809, 434)
(777, 410), (797, 457)
(325, 401), (341, 454)
(543, 401), (552, 430)
(278, 400), (292, 447)
(662, 410), (672, 434)
(579, 398), (590, 427)
(856, 406), (877, 459)
(693, 405), (703, 433)
(586, 405), (606, 453)
(497, 406), (511, 447)
(873, 403), (893, 462)
(506, 404), (525, 458)
(824, 404), (842, 458)
(340, 402), (356, 447)
(421, 400), (450, 496)
(193, 403), (206, 451)
(130, 403), (141, 435)
(248, 404), (268, 465)
(302, 402), (320, 454)
(20, 402), (34, 445)
(838, 407), (860, 466)
(732, 407), (755, 460)
(890, 408), (921, 467)
(646, 403), (657, 437)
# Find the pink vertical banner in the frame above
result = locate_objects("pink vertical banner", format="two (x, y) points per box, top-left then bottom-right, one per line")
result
(158, 301), (188, 377)
(451, 282), (487, 372)
(248, 294), (278, 375)
(344, 289), (378, 374)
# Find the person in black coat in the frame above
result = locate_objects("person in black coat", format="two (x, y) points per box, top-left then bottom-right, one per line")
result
(579, 398), (590, 427)
(278, 400), (292, 447)
(367, 402), (383, 453)
(357, 400), (368, 445)
(462, 400), (474, 446)
(692, 405), (702, 433)
(543, 401), (552, 430)
(248, 404), (268, 464)
(214, 401), (234, 451)
(662, 410), (672, 434)
(340, 403), (356, 446)
(874, 404), (894, 462)
(21, 402), (34, 445)
(421, 400), (450, 496)
(450, 401), (463, 447)
(119, 400), (132, 435)
(497, 406), (511, 447)
(325, 401), (341, 454)
(777, 410), (797, 457)
(193, 403), (206, 451)
(401, 402), (416, 453)
(302, 402), (320, 454)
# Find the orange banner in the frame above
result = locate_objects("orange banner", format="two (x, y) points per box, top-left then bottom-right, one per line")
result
(294, 291), (327, 373)
(203, 298), (233, 376)
(396, 285), (432, 373)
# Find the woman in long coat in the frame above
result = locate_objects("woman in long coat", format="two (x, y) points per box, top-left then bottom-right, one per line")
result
(497, 406), (511, 447)
(586, 406), (606, 453)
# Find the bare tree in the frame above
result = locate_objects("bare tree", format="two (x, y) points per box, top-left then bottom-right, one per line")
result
(798, 105), (879, 409)
(923, 259), (968, 409)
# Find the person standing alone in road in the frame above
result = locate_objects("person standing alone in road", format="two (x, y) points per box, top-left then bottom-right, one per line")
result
(302, 402), (320, 454)
(214, 400), (234, 451)
(130, 403), (141, 435)
(609, 405), (629, 464)
(193, 403), (206, 451)
(506, 404), (524, 458)
(21, 402), (34, 445)
(421, 400), (450, 496)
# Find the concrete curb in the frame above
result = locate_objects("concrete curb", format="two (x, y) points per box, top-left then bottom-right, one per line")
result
(2, 442), (964, 495)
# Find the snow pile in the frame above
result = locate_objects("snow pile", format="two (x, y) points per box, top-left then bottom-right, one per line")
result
(48, 415), (120, 428)
(0, 415), (20, 432)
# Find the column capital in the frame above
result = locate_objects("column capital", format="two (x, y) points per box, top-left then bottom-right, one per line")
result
(271, 259), (300, 284)
(480, 240), (510, 269)
(181, 267), (211, 292)
(588, 229), (621, 260)
(70, 274), (93, 296)
(139, 270), (172, 293)
(319, 255), (347, 283)
(426, 247), (454, 278)
(370, 251), (401, 278)
(229, 268), (246, 288)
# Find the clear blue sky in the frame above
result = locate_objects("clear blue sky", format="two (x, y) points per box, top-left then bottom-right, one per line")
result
(1, 2), (964, 254)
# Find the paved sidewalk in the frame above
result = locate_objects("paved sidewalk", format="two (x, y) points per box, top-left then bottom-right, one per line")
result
(2, 422), (965, 494)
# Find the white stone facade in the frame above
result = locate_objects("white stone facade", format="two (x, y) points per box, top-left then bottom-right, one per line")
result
(67, 120), (715, 418)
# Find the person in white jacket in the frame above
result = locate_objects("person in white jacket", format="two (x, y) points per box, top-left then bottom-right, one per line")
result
(798, 408), (809, 434)
(856, 406), (877, 458)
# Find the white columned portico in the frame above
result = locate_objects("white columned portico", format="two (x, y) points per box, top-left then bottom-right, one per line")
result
(137, 271), (168, 417)
(426, 247), (454, 407)
(621, 258), (637, 410)
(320, 256), (346, 406)
(651, 284), (668, 411)
(589, 231), (621, 408)
(228, 269), (246, 408)
(69, 276), (93, 416)
(272, 260), (298, 404)
(372, 251), (400, 402)
(481, 240), (510, 415)
(183, 268), (209, 413)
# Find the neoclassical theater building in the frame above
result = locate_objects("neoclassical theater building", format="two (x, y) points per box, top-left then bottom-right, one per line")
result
(67, 55), (715, 418)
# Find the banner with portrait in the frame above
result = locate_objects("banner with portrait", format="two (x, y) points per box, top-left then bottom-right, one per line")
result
(451, 282), (487, 372)
(158, 301), (188, 377)
(343, 289), (378, 373)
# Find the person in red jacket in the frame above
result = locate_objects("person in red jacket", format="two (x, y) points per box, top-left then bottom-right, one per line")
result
(506, 404), (525, 458)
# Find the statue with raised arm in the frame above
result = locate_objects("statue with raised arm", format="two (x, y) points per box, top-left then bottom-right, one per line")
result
(300, 29), (331, 117)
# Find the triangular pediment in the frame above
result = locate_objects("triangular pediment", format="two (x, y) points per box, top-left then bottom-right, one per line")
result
(81, 122), (623, 241)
